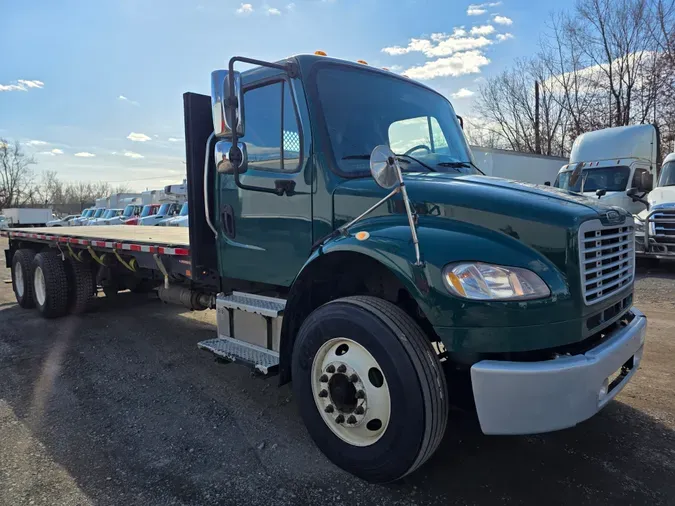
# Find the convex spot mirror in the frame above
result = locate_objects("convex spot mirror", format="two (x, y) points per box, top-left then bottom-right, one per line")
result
(211, 70), (245, 138)
(370, 145), (401, 190)
(215, 140), (248, 174)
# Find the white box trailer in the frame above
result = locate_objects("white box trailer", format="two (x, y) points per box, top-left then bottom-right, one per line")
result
(471, 146), (567, 185)
(1, 208), (53, 227)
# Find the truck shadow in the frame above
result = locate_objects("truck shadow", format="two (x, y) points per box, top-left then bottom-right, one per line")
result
(0, 297), (673, 505)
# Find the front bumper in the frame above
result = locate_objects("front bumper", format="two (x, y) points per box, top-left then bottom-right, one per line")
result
(635, 233), (675, 258)
(470, 307), (646, 435)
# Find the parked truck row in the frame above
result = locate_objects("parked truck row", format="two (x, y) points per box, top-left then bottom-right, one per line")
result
(3, 53), (647, 483)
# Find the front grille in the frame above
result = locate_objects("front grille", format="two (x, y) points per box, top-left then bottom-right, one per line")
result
(652, 209), (675, 243)
(578, 219), (634, 305)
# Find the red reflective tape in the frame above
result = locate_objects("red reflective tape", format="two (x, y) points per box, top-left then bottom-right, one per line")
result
(116, 242), (123, 249)
(129, 244), (142, 252)
(59, 237), (69, 243)
(173, 248), (189, 256)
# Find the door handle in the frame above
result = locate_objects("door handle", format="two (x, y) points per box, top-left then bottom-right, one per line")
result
(221, 204), (236, 239)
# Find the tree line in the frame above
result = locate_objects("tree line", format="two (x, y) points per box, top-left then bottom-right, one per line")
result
(1, 139), (130, 211)
(467, 0), (675, 159)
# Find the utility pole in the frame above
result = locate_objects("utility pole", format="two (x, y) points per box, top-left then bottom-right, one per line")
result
(534, 81), (541, 154)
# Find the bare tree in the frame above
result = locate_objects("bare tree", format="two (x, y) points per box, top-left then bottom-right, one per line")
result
(0, 139), (36, 209)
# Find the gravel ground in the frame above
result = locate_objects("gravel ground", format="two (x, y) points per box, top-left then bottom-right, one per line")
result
(0, 237), (674, 506)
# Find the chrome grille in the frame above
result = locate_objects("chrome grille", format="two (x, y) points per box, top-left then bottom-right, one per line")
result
(578, 219), (634, 305)
(652, 209), (675, 243)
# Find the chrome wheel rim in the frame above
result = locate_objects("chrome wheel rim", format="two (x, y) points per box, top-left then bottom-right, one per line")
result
(311, 337), (391, 447)
(15, 262), (25, 298)
(34, 266), (46, 306)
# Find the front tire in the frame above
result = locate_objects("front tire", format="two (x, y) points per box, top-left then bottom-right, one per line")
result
(32, 251), (69, 318)
(12, 249), (36, 308)
(292, 296), (448, 483)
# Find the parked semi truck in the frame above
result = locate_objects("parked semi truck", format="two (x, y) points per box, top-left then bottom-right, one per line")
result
(2, 54), (647, 483)
(553, 124), (657, 214)
(635, 152), (675, 259)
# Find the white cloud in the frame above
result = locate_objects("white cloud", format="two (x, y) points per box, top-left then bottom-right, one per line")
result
(493, 15), (513, 25)
(236, 3), (253, 14)
(470, 25), (495, 36)
(496, 33), (514, 42)
(467, 2), (501, 15)
(467, 6), (486, 15)
(127, 132), (152, 142)
(451, 88), (476, 99)
(0, 80), (44, 92)
(118, 95), (140, 106)
(382, 29), (492, 58)
(37, 148), (64, 156)
(74, 152), (96, 157)
(26, 140), (49, 146)
(286, 2), (295, 9)
(267, 7), (281, 15)
(51, 148), (64, 155)
(124, 151), (144, 159)
(168, 137), (183, 142)
(403, 51), (490, 80)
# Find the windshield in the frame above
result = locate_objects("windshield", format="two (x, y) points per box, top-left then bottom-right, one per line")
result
(101, 210), (112, 219)
(659, 161), (675, 187)
(93, 209), (105, 218)
(314, 65), (476, 175)
(157, 204), (170, 215)
(82, 209), (93, 218)
(123, 205), (135, 217)
(555, 166), (631, 192)
(140, 205), (155, 217)
(179, 203), (188, 216)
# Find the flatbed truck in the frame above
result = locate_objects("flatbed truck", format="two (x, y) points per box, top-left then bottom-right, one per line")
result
(3, 53), (647, 483)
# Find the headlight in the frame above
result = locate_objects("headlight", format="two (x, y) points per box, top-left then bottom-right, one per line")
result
(442, 262), (550, 301)
(634, 221), (645, 233)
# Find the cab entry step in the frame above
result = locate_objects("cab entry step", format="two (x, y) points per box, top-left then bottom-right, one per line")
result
(217, 291), (285, 317)
(198, 337), (280, 375)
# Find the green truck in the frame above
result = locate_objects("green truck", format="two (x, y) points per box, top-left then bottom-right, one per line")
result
(3, 54), (647, 483)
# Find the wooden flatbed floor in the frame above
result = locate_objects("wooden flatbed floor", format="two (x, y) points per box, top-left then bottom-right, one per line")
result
(3, 226), (189, 247)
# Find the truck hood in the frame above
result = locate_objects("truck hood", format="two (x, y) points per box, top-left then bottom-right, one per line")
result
(648, 186), (675, 207)
(334, 173), (630, 271)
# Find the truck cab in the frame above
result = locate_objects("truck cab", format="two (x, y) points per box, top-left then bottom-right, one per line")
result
(103, 204), (143, 225)
(635, 152), (675, 258)
(554, 124), (657, 214)
(137, 202), (182, 226)
(90, 208), (124, 226)
(123, 204), (159, 225)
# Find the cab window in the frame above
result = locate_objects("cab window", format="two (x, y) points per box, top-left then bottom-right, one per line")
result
(244, 80), (301, 172)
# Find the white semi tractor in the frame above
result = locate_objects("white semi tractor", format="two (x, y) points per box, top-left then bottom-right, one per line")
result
(553, 125), (657, 215)
(471, 146), (567, 185)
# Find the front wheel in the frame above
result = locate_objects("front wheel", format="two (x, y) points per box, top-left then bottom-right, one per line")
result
(292, 296), (448, 483)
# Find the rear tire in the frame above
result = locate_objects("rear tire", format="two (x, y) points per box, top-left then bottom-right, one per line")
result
(32, 251), (69, 318)
(291, 295), (448, 483)
(12, 249), (36, 308)
(66, 258), (95, 314)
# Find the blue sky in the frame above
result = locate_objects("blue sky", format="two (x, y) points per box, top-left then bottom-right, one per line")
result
(1, 0), (572, 191)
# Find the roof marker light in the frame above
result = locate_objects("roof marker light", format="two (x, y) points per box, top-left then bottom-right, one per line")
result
(315, 50), (327, 56)
(357, 60), (368, 65)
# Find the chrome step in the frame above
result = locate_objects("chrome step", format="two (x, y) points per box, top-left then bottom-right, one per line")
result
(217, 291), (286, 317)
(198, 337), (280, 375)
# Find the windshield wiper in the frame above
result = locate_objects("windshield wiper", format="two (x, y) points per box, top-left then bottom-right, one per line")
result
(341, 153), (436, 172)
(436, 161), (485, 175)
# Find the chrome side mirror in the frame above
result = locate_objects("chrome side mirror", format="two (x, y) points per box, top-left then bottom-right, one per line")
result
(369, 145), (400, 189)
(215, 140), (248, 174)
(211, 70), (245, 138)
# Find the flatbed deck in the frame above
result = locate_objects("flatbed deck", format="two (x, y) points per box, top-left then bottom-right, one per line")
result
(2, 226), (190, 256)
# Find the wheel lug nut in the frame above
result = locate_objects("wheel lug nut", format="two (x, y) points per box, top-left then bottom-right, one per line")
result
(326, 365), (335, 373)
(325, 405), (334, 413)
(337, 364), (347, 373)
(319, 389), (328, 398)
(335, 414), (345, 424)
(349, 374), (359, 383)
(354, 406), (365, 415)
(355, 390), (365, 399)
(347, 415), (357, 424)
(319, 374), (328, 383)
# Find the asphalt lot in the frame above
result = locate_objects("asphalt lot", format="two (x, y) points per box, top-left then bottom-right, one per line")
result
(0, 236), (674, 506)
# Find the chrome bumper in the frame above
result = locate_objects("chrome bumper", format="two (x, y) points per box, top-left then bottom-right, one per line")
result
(470, 308), (647, 435)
